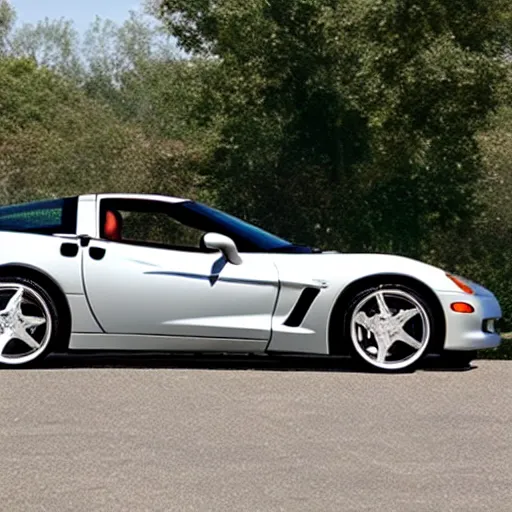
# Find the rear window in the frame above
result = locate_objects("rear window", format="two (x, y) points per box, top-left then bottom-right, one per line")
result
(0, 197), (78, 234)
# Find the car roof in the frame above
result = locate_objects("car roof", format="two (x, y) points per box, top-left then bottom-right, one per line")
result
(79, 193), (190, 204)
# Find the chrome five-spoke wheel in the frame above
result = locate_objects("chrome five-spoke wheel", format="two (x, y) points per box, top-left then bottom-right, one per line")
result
(0, 280), (56, 366)
(347, 286), (433, 371)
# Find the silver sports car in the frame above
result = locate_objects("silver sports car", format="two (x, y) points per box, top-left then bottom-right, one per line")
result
(0, 193), (502, 371)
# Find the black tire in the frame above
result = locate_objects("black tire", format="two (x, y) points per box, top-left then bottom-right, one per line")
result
(0, 276), (61, 368)
(343, 283), (437, 372)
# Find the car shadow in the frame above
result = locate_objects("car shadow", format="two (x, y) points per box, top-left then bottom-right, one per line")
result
(8, 352), (478, 374)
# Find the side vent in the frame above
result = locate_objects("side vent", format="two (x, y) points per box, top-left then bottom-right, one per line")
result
(284, 287), (320, 327)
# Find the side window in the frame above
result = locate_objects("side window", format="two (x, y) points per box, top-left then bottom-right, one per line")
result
(99, 199), (208, 251)
(121, 210), (205, 249)
(0, 197), (77, 234)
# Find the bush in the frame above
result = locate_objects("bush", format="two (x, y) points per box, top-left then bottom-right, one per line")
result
(479, 334), (512, 360)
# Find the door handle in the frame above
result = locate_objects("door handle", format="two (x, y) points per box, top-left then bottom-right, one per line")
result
(89, 247), (106, 261)
(60, 242), (79, 258)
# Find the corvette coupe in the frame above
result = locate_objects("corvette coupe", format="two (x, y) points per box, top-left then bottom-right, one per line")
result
(0, 193), (502, 371)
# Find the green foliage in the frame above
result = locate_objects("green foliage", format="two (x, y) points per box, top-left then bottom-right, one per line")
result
(480, 335), (512, 360)
(0, 3), (204, 207)
(158, 0), (509, 257)
(80, 12), (178, 102)
(8, 9), (207, 146)
(0, 0), (15, 56)
(9, 17), (83, 78)
(0, 58), (80, 133)
(0, 57), (199, 206)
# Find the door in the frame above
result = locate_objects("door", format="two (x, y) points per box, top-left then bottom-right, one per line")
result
(81, 197), (279, 347)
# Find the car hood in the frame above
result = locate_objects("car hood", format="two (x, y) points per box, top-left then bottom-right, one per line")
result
(268, 252), (492, 296)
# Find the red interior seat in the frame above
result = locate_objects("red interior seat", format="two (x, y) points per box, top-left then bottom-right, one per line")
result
(104, 210), (123, 241)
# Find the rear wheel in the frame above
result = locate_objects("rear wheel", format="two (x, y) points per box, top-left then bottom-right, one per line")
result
(344, 284), (436, 372)
(0, 276), (59, 367)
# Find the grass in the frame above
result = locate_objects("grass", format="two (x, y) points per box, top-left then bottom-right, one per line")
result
(478, 332), (512, 360)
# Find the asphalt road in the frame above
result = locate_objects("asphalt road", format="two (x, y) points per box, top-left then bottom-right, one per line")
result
(1, 355), (511, 512)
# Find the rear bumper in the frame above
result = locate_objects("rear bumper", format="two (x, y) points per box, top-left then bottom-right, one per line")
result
(437, 291), (502, 351)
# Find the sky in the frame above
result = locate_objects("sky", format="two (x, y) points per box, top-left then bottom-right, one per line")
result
(9, 0), (142, 34)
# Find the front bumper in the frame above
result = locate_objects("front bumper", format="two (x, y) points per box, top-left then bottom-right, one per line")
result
(437, 291), (502, 351)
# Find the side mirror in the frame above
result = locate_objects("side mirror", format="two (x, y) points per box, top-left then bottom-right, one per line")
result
(203, 233), (243, 265)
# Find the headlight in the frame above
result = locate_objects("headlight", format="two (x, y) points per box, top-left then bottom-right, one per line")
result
(446, 274), (474, 294)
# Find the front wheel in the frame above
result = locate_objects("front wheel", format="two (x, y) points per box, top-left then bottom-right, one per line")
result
(344, 284), (436, 372)
(0, 277), (59, 367)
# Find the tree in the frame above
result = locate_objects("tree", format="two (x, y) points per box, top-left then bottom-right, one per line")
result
(9, 17), (83, 79)
(157, 0), (511, 258)
(0, 0), (15, 56)
(80, 11), (177, 102)
(1, 5), (184, 126)
(0, 3), (206, 209)
(0, 57), (198, 205)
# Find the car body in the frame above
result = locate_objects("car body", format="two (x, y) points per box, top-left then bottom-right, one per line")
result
(0, 193), (502, 370)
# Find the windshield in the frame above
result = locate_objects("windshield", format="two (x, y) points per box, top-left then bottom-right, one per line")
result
(182, 201), (293, 251)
